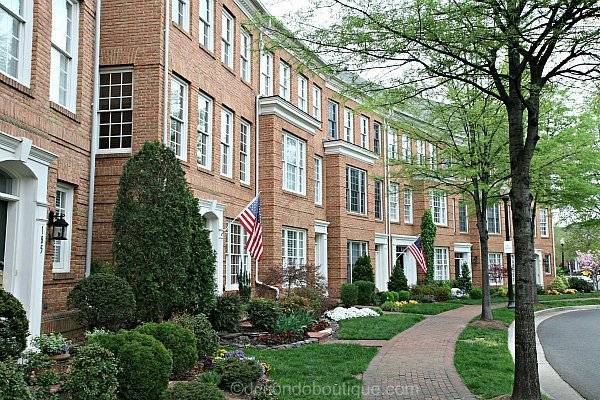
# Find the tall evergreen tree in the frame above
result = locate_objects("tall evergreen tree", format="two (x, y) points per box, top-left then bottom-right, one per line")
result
(421, 210), (436, 284)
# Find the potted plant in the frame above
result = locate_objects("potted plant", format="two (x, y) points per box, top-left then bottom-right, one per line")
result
(31, 332), (71, 361)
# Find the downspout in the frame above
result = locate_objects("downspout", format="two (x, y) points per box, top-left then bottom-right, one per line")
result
(384, 117), (392, 277)
(162, 0), (171, 144)
(85, 0), (102, 276)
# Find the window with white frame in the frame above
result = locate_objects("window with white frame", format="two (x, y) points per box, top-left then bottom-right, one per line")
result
(459, 202), (468, 233)
(170, 77), (188, 160)
(404, 186), (413, 224)
(226, 220), (250, 289)
(298, 75), (308, 112)
(312, 85), (321, 120)
(197, 93), (213, 169)
(373, 121), (381, 154)
(374, 180), (383, 220)
(360, 116), (369, 148)
(540, 208), (549, 237)
(53, 183), (74, 272)
(221, 9), (234, 69)
(434, 247), (449, 281)
(199, 0), (214, 50)
(389, 182), (399, 222)
(388, 130), (398, 159)
(239, 120), (250, 184)
(0, 0), (33, 85)
(488, 253), (504, 285)
(220, 107), (233, 177)
(544, 254), (552, 274)
(314, 156), (322, 205)
(240, 30), (251, 82)
(98, 69), (133, 152)
(533, 211), (537, 237)
(282, 131), (306, 194)
(429, 189), (447, 225)
(279, 61), (290, 100)
(347, 241), (368, 283)
(327, 101), (338, 138)
(260, 49), (273, 96)
(417, 140), (426, 165)
(50, 0), (79, 111)
(346, 166), (366, 215)
(402, 135), (412, 162)
(487, 204), (501, 234)
(344, 108), (354, 143)
(282, 227), (306, 266)
(428, 142), (437, 169)
(172, 0), (189, 30)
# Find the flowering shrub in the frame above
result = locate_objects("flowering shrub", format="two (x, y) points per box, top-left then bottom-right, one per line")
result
(254, 332), (305, 346)
(324, 307), (380, 321)
(306, 320), (330, 332)
(546, 289), (561, 295)
(578, 251), (600, 290)
(564, 288), (578, 294)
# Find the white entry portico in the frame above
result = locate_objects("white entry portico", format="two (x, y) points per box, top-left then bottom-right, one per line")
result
(392, 234), (418, 286)
(198, 199), (226, 294)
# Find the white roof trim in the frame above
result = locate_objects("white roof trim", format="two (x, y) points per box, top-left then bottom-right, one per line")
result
(391, 234), (418, 246)
(454, 242), (473, 252)
(323, 140), (379, 165)
(0, 132), (57, 166)
(259, 96), (321, 135)
(375, 233), (389, 245)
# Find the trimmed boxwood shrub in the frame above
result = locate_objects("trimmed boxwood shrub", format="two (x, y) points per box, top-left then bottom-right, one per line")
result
(380, 301), (397, 312)
(397, 290), (410, 302)
(380, 291), (399, 302)
(67, 273), (136, 331)
(214, 357), (263, 392)
(134, 322), (197, 378)
(172, 314), (219, 359)
(160, 382), (226, 400)
(354, 280), (375, 305)
(247, 298), (281, 332)
(469, 287), (483, 300)
(0, 359), (33, 400)
(569, 277), (594, 293)
(352, 256), (375, 282)
(410, 285), (451, 302)
(550, 276), (567, 292)
(63, 343), (119, 400)
(0, 289), (29, 360)
(340, 283), (358, 307)
(88, 331), (172, 400)
(210, 295), (243, 332)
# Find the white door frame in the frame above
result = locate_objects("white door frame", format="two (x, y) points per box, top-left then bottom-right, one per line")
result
(198, 199), (226, 294)
(454, 243), (473, 280)
(391, 234), (418, 287)
(315, 220), (329, 291)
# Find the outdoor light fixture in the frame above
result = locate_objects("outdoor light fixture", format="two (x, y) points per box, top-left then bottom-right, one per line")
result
(48, 211), (69, 241)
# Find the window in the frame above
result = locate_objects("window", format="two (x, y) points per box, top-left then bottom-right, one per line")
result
(417, 140), (426, 165)
(282, 227), (306, 266)
(540, 208), (549, 237)
(374, 180), (382, 220)
(429, 189), (447, 225)
(544, 254), (552, 274)
(53, 183), (74, 272)
(404, 186), (413, 224)
(434, 247), (449, 281)
(489, 253), (504, 285)
(199, 0), (214, 50)
(428, 142), (437, 169)
(220, 107), (233, 177)
(344, 108), (354, 143)
(282, 132), (306, 194)
(221, 9), (234, 69)
(312, 85), (321, 120)
(346, 166), (366, 214)
(327, 101), (338, 138)
(360, 116), (369, 148)
(170, 77), (188, 160)
(533, 211), (537, 237)
(172, 0), (189, 30)
(239, 120), (250, 184)
(98, 69), (133, 152)
(260, 49), (273, 96)
(389, 182), (399, 222)
(240, 30), (251, 82)
(226, 221), (250, 289)
(388, 130), (398, 159)
(347, 241), (368, 283)
(279, 61), (290, 100)
(314, 156), (322, 205)
(197, 93), (213, 169)
(487, 204), (501, 234)
(373, 122), (381, 154)
(298, 75), (308, 112)
(459, 202), (468, 233)
(402, 135), (411, 162)
(0, 0), (33, 85)
(50, 0), (79, 111)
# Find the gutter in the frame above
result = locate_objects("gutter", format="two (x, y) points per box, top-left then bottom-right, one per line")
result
(162, 0), (170, 144)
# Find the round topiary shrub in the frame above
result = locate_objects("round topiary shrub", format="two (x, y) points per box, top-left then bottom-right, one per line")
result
(214, 357), (263, 393)
(248, 298), (281, 332)
(0, 289), (29, 360)
(397, 290), (410, 302)
(569, 277), (593, 293)
(340, 283), (358, 307)
(354, 280), (375, 305)
(67, 273), (136, 331)
(0, 359), (33, 400)
(88, 331), (172, 400)
(63, 343), (119, 400)
(380, 301), (398, 312)
(134, 322), (197, 378)
(469, 287), (483, 300)
(160, 381), (226, 400)
(172, 314), (219, 359)
(210, 295), (243, 332)
(550, 276), (567, 292)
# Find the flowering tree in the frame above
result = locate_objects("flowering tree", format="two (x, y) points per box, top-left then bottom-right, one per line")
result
(577, 251), (600, 292)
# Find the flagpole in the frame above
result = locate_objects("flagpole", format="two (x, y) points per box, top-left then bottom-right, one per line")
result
(220, 192), (261, 238)
(396, 235), (421, 258)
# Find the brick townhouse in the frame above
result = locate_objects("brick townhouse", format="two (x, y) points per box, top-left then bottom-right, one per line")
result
(0, 0), (556, 337)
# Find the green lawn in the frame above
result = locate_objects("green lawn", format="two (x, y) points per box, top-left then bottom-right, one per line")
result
(449, 297), (509, 305)
(538, 291), (600, 301)
(539, 299), (600, 308)
(337, 314), (424, 340)
(401, 302), (463, 315)
(241, 344), (378, 399)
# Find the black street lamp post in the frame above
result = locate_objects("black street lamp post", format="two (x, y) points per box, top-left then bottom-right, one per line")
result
(560, 238), (567, 275)
(502, 190), (515, 308)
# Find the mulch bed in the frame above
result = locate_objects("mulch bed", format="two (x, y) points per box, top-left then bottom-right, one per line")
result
(469, 320), (508, 330)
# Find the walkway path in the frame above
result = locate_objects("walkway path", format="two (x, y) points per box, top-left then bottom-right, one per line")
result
(362, 305), (482, 400)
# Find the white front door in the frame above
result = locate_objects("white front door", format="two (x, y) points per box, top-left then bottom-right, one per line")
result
(0, 200), (6, 289)
(375, 244), (388, 291)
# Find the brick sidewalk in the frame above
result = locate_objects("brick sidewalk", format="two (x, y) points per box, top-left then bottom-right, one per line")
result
(362, 305), (482, 400)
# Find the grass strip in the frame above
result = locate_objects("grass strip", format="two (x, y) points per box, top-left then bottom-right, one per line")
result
(400, 302), (463, 315)
(337, 314), (424, 340)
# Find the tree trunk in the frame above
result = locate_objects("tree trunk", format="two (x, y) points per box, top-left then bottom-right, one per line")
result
(473, 188), (493, 321)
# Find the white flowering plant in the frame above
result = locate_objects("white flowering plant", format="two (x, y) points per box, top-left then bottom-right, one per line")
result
(324, 307), (380, 321)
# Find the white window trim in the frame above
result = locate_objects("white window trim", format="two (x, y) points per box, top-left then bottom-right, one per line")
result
(540, 208), (549, 237)
(404, 186), (413, 224)
(346, 165), (367, 215)
(344, 108), (354, 143)
(360, 116), (369, 149)
(298, 75), (308, 112)
(199, 0), (214, 51)
(170, 76), (188, 161)
(220, 107), (233, 178)
(489, 252), (504, 285)
(279, 61), (290, 101)
(240, 30), (251, 82)
(97, 67), (134, 154)
(388, 130), (398, 160)
(197, 93), (213, 170)
(52, 183), (74, 273)
(428, 142), (437, 169)
(314, 155), (322, 205)
(459, 203), (469, 233)
(282, 131), (306, 195)
(347, 240), (368, 283)
(402, 134), (411, 162)
(487, 204), (501, 235)
(260, 49), (273, 96)
(226, 220), (250, 290)
(389, 182), (399, 222)
(373, 122), (381, 154)
(429, 189), (448, 226)
(0, 0), (33, 86)
(417, 140), (425, 165)
(374, 180), (383, 221)
(312, 85), (321, 121)
(239, 120), (250, 184)
(50, 0), (79, 112)
(172, 0), (190, 30)
(221, 9), (234, 69)
(282, 227), (307, 266)
(328, 100), (338, 139)
(434, 247), (450, 281)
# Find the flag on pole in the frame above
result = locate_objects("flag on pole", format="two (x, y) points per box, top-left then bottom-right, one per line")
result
(408, 237), (427, 273)
(238, 194), (264, 262)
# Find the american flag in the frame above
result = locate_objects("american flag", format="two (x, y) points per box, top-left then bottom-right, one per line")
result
(408, 237), (427, 273)
(237, 195), (264, 262)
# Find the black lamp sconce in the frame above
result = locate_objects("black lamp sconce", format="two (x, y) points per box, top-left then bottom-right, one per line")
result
(48, 211), (69, 241)
(473, 255), (478, 265)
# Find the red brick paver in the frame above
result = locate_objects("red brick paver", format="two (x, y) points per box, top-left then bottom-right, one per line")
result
(362, 306), (482, 400)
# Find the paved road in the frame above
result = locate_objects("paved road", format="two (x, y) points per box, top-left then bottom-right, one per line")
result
(538, 309), (600, 400)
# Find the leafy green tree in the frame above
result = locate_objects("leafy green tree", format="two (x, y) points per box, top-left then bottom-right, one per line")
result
(352, 255), (375, 282)
(387, 261), (408, 292)
(113, 141), (216, 321)
(421, 210), (436, 284)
